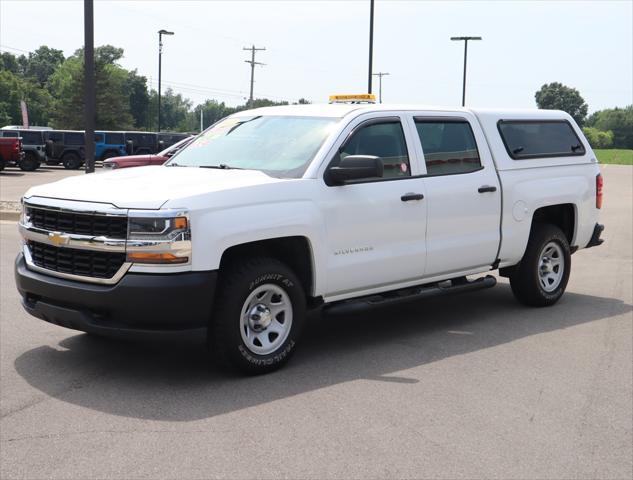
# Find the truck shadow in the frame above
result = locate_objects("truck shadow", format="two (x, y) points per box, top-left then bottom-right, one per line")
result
(14, 283), (632, 421)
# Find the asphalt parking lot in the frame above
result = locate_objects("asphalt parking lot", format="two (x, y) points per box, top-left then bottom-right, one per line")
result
(0, 165), (631, 479)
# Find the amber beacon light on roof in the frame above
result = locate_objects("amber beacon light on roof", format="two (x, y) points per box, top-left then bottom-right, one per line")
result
(328, 94), (376, 104)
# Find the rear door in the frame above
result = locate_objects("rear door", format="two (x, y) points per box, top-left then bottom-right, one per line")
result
(409, 114), (501, 276)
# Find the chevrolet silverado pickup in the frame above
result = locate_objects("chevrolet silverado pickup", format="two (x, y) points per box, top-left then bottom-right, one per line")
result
(15, 104), (604, 374)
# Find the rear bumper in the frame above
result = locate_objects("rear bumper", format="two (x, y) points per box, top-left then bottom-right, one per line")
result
(15, 253), (216, 340)
(585, 223), (604, 249)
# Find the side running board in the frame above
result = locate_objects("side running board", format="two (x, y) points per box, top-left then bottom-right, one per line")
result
(324, 275), (497, 315)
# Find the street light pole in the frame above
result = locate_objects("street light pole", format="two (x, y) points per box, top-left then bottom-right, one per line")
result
(372, 72), (390, 103)
(450, 36), (482, 107)
(83, 0), (95, 173)
(368, 0), (375, 94)
(158, 29), (174, 132)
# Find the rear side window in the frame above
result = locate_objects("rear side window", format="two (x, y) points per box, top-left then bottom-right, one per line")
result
(2, 130), (18, 137)
(65, 132), (85, 145)
(498, 120), (585, 159)
(341, 120), (410, 179)
(105, 132), (124, 144)
(415, 120), (481, 175)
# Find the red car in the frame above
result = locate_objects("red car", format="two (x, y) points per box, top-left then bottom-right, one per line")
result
(0, 137), (24, 171)
(102, 136), (193, 170)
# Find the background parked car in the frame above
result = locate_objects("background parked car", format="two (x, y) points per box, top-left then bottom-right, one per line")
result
(44, 130), (85, 169)
(103, 135), (194, 169)
(0, 129), (45, 171)
(0, 137), (24, 171)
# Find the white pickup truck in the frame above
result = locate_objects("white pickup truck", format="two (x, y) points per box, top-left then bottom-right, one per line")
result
(15, 104), (604, 374)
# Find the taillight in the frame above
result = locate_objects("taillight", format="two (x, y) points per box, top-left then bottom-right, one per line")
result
(596, 173), (603, 209)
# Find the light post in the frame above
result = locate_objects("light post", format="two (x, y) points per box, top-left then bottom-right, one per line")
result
(84, 0), (95, 173)
(367, 0), (375, 94)
(450, 36), (482, 106)
(372, 72), (390, 103)
(158, 29), (174, 132)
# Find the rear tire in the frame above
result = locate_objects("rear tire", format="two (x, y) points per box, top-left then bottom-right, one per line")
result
(209, 257), (306, 375)
(62, 152), (81, 170)
(509, 224), (571, 307)
(19, 152), (39, 171)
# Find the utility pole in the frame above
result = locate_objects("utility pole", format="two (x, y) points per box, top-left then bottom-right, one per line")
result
(83, 0), (95, 174)
(450, 36), (482, 106)
(158, 29), (174, 132)
(368, 0), (375, 94)
(243, 45), (266, 107)
(372, 72), (390, 103)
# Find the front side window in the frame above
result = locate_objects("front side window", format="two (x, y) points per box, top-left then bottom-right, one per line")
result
(47, 132), (63, 143)
(498, 120), (585, 159)
(415, 120), (481, 175)
(169, 116), (338, 178)
(339, 120), (410, 178)
(20, 131), (43, 144)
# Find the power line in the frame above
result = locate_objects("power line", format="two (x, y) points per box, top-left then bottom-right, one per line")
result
(243, 45), (266, 107)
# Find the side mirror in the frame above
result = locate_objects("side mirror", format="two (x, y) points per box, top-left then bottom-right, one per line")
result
(327, 155), (383, 185)
(125, 140), (134, 155)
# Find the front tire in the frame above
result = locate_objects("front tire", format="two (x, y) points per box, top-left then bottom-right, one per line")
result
(509, 224), (571, 307)
(210, 257), (306, 375)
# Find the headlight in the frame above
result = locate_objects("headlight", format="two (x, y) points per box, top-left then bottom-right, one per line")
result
(126, 211), (191, 265)
(128, 216), (188, 240)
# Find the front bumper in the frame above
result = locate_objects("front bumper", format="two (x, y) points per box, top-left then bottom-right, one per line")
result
(15, 253), (217, 340)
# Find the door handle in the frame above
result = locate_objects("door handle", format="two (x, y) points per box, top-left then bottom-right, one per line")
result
(478, 185), (497, 193)
(401, 193), (424, 202)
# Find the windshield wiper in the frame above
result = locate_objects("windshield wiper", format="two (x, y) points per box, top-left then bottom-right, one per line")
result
(200, 164), (243, 170)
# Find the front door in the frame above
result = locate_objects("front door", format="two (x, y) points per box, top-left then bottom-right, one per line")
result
(320, 116), (427, 298)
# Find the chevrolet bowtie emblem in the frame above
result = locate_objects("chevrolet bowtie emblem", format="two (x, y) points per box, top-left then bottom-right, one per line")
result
(48, 232), (70, 246)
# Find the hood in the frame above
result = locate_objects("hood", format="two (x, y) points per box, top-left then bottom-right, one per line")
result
(104, 154), (155, 163)
(25, 165), (285, 209)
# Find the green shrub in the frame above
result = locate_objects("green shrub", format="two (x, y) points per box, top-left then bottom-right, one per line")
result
(583, 127), (614, 149)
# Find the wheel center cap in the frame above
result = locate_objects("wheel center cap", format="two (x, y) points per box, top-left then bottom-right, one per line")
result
(248, 304), (272, 332)
(541, 258), (554, 274)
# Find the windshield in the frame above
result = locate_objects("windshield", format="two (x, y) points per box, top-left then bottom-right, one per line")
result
(166, 115), (338, 178)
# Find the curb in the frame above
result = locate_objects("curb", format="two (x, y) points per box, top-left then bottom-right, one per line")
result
(0, 210), (20, 222)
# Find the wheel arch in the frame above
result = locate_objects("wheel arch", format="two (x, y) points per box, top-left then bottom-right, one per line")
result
(219, 236), (316, 298)
(530, 203), (576, 246)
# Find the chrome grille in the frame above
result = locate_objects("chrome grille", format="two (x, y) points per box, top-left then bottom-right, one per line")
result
(28, 241), (126, 279)
(27, 206), (127, 239)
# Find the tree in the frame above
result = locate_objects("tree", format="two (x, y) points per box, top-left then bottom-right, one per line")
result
(21, 46), (65, 87)
(49, 45), (134, 130)
(0, 69), (53, 126)
(585, 106), (633, 149)
(126, 70), (150, 129)
(535, 82), (588, 126)
(148, 88), (192, 131)
(582, 127), (614, 149)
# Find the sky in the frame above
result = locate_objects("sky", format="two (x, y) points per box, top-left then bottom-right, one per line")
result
(1, 0), (632, 112)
